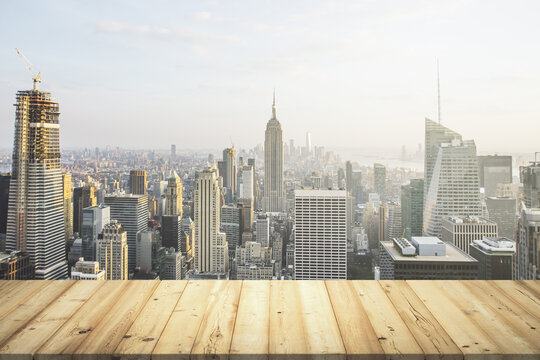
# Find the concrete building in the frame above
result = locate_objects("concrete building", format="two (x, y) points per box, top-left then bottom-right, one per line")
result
(162, 170), (182, 252)
(423, 139), (483, 238)
(263, 92), (286, 213)
(80, 204), (110, 261)
(71, 258), (105, 280)
(401, 179), (424, 239)
(222, 147), (237, 202)
(379, 237), (479, 279)
(520, 161), (540, 208)
(0, 250), (34, 279)
(514, 203), (540, 280)
(469, 237), (515, 280)
(294, 189), (347, 280)
(485, 196), (517, 239)
(62, 173), (73, 240)
(255, 213), (270, 247)
(97, 220), (128, 280)
(441, 216), (498, 254)
(73, 185), (97, 234)
(477, 155), (513, 197)
(104, 194), (148, 272)
(160, 248), (184, 280)
(221, 204), (241, 260)
(385, 202), (402, 241)
(235, 241), (274, 280)
(136, 230), (159, 272)
(5, 85), (68, 279)
(194, 166), (229, 275)
(130, 170), (147, 195)
(373, 163), (386, 199)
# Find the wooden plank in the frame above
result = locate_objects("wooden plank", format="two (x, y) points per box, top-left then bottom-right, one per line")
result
(453, 281), (539, 354)
(113, 280), (188, 359)
(34, 280), (132, 360)
(73, 280), (160, 358)
(351, 281), (424, 360)
(191, 280), (243, 360)
(408, 280), (531, 358)
(518, 280), (540, 299)
(0, 281), (105, 360)
(379, 281), (463, 360)
(269, 280), (346, 360)
(230, 281), (270, 360)
(0, 280), (50, 320)
(152, 280), (219, 360)
(491, 281), (540, 322)
(325, 281), (385, 360)
(0, 280), (74, 346)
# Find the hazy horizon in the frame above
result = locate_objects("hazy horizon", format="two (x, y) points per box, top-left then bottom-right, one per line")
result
(1, 0), (539, 153)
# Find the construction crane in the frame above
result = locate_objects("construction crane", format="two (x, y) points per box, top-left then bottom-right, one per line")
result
(15, 48), (41, 90)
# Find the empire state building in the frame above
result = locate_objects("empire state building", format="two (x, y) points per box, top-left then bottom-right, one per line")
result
(263, 92), (285, 213)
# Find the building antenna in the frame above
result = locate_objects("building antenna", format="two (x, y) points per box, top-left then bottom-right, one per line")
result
(437, 58), (441, 124)
(15, 48), (41, 90)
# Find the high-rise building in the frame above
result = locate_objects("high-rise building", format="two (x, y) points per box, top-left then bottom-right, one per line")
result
(345, 161), (353, 191)
(255, 213), (270, 247)
(469, 237), (515, 280)
(294, 189), (347, 280)
(0, 174), (10, 238)
(221, 204), (241, 258)
(80, 204), (110, 261)
(235, 241), (274, 280)
(62, 173), (73, 240)
(73, 185), (97, 234)
(513, 203), (540, 280)
(70, 258), (105, 280)
(441, 216), (498, 254)
(237, 197), (253, 232)
(385, 202), (402, 241)
(424, 118), (462, 206)
(238, 165), (253, 200)
(379, 237), (479, 280)
(130, 170), (147, 195)
(401, 179), (424, 239)
(305, 131), (312, 155)
(161, 248), (184, 280)
(136, 230), (160, 272)
(193, 167), (229, 274)
(170, 144), (176, 164)
(485, 196), (517, 239)
(520, 161), (540, 208)
(423, 139), (483, 238)
(0, 250), (34, 280)
(222, 147), (237, 202)
(165, 171), (183, 216)
(96, 220), (128, 280)
(5, 84), (68, 279)
(104, 194), (148, 272)
(477, 155), (513, 197)
(373, 163), (386, 199)
(181, 217), (194, 255)
(263, 92), (285, 213)
(337, 168), (345, 189)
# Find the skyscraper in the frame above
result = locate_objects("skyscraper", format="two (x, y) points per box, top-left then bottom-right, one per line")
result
(514, 203), (540, 280)
(97, 220), (128, 280)
(477, 155), (513, 197)
(104, 194), (148, 272)
(486, 196), (517, 239)
(373, 163), (386, 199)
(345, 161), (353, 192)
(423, 139), (483, 238)
(294, 189), (347, 280)
(62, 173), (73, 240)
(170, 144), (176, 164)
(255, 213), (270, 247)
(305, 131), (312, 155)
(222, 147), (237, 202)
(193, 166), (229, 274)
(80, 204), (110, 261)
(130, 170), (147, 195)
(401, 179), (424, 239)
(520, 161), (540, 208)
(6, 84), (68, 279)
(263, 92), (285, 213)
(441, 216), (498, 254)
(162, 171), (183, 252)
(424, 118), (462, 205)
(0, 174), (11, 238)
(73, 185), (97, 234)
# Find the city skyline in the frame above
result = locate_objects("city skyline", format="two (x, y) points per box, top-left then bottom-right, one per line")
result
(1, 1), (540, 153)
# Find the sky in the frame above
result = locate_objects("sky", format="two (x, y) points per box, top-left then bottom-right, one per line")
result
(1, 0), (539, 154)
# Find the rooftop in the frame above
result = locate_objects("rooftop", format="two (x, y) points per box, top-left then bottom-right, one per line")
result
(0, 280), (537, 358)
(381, 240), (477, 262)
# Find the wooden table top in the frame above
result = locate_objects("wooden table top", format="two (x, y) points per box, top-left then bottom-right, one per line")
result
(0, 280), (538, 359)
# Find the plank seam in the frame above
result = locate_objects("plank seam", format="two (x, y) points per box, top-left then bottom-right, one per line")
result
(323, 280), (353, 358)
(227, 280), (244, 358)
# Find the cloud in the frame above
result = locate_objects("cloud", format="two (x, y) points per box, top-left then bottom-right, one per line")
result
(93, 21), (243, 45)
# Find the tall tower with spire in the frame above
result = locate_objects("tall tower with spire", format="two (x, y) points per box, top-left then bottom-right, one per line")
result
(263, 91), (285, 213)
(6, 79), (68, 279)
